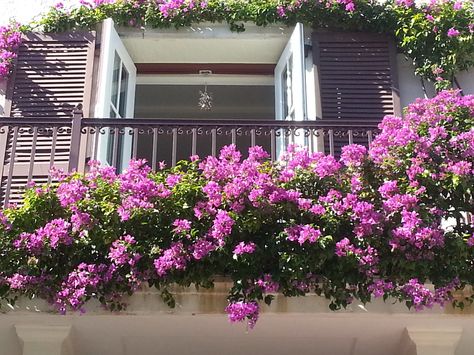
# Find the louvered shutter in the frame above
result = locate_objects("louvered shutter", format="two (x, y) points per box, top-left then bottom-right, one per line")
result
(312, 32), (401, 156)
(0, 32), (95, 206)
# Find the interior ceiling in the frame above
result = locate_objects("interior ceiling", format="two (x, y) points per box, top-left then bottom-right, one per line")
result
(134, 85), (275, 120)
(119, 25), (292, 64)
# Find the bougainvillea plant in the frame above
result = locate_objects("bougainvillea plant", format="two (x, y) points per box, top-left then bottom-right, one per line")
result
(0, 22), (22, 78)
(0, 0), (473, 88)
(0, 90), (472, 328)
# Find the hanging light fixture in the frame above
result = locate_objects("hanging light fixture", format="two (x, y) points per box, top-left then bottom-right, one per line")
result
(198, 70), (213, 111)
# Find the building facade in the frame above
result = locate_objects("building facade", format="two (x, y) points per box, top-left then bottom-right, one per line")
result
(0, 2), (473, 355)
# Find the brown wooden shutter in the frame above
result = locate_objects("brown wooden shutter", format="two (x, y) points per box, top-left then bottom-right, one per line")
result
(312, 32), (400, 156)
(0, 32), (95, 206)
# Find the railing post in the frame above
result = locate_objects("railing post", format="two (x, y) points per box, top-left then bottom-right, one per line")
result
(68, 105), (83, 173)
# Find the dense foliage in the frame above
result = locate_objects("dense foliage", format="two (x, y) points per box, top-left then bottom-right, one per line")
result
(0, 90), (472, 328)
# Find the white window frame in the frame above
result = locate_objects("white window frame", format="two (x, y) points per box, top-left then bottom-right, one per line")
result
(95, 18), (137, 170)
(274, 23), (307, 156)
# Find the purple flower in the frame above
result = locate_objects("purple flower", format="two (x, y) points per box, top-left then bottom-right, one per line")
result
(108, 235), (137, 266)
(335, 237), (357, 257)
(233, 242), (256, 256)
(310, 204), (325, 215)
(285, 225), (321, 245)
(248, 146), (269, 161)
(15, 218), (74, 252)
(314, 155), (341, 178)
(209, 210), (234, 246)
(396, 0), (414, 7)
(368, 280), (394, 298)
(118, 159), (171, 220)
(276, 5), (286, 17)
(190, 238), (216, 260)
(56, 263), (110, 313)
(0, 211), (11, 230)
(166, 174), (182, 188)
(447, 27), (460, 37)
(445, 161), (472, 175)
(401, 279), (435, 310)
(340, 144), (367, 167)
(467, 234), (474, 247)
(173, 219), (192, 234)
(256, 274), (279, 293)
(7, 273), (31, 290)
(154, 242), (188, 276)
(453, 1), (462, 10)
(345, 2), (355, 12)
(71, 211), (91, 232)
(225, 301), (259, 329)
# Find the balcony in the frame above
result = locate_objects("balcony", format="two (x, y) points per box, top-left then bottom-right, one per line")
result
(0, 111), (379, 207)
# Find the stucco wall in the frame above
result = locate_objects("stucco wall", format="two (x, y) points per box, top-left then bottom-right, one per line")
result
(0, 285), (474, 355)
(398, 54), (474, 108)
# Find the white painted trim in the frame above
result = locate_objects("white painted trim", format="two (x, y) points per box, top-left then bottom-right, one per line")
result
(274, 23), (306, 122)
(15, 325), (73, 355)
(118, 22), (292, 39)
(137, 74), (274, 86)
(95, 18), (137, 169)
(274, 23), (307, 155)
(406, 327), (463, 355)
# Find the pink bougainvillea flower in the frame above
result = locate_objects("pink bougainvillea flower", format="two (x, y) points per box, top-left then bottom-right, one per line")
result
(447, 27), (460, 37)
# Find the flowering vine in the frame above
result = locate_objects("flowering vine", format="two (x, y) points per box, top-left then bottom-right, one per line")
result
(0, 90), (472, 328)
(0, 23), (21, 78)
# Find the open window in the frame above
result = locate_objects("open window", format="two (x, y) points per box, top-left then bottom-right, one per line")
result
(96, 20), (312, 170)
(274, 23), (307, 156)
(95, 19), (137, 170)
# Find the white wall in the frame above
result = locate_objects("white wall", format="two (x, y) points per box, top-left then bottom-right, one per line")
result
(1, 286), (474, 355)
(398, 54), (474, 108)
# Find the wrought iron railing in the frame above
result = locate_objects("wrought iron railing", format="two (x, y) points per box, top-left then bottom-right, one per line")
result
(0, 110), (380, 206)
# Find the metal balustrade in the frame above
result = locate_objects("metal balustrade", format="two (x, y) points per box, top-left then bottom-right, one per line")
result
(0, 110), (380, 206)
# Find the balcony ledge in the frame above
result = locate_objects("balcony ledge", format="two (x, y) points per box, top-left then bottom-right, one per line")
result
(2, 282), (473, 317)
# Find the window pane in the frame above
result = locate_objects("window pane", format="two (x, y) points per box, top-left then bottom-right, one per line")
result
(282, 64), (288, 119)
(106, 108), (117, 165)
(111, 51), (121, 109)
(118, 64), (129, 117)
(286, 54), (293, 120)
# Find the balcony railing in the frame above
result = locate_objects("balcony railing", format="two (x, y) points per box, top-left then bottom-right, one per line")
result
(0, 110), (380, 206)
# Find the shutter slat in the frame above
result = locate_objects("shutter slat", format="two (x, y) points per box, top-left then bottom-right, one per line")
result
(1, 31), (95, 206)
(313, 32), (400, 157)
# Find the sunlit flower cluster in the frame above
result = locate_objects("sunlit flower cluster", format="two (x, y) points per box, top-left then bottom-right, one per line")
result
(0, 23), (21, 78)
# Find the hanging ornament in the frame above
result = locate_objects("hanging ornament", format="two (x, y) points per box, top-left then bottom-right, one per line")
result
(198, 83), (213, 111)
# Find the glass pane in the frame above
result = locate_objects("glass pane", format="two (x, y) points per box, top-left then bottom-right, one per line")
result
(286, 54), (293, 120)
(118, 63), (129, 117)
(106, 107), (117, 165)
(111, 51), (121, 109)
(282, 64), (288, 120)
